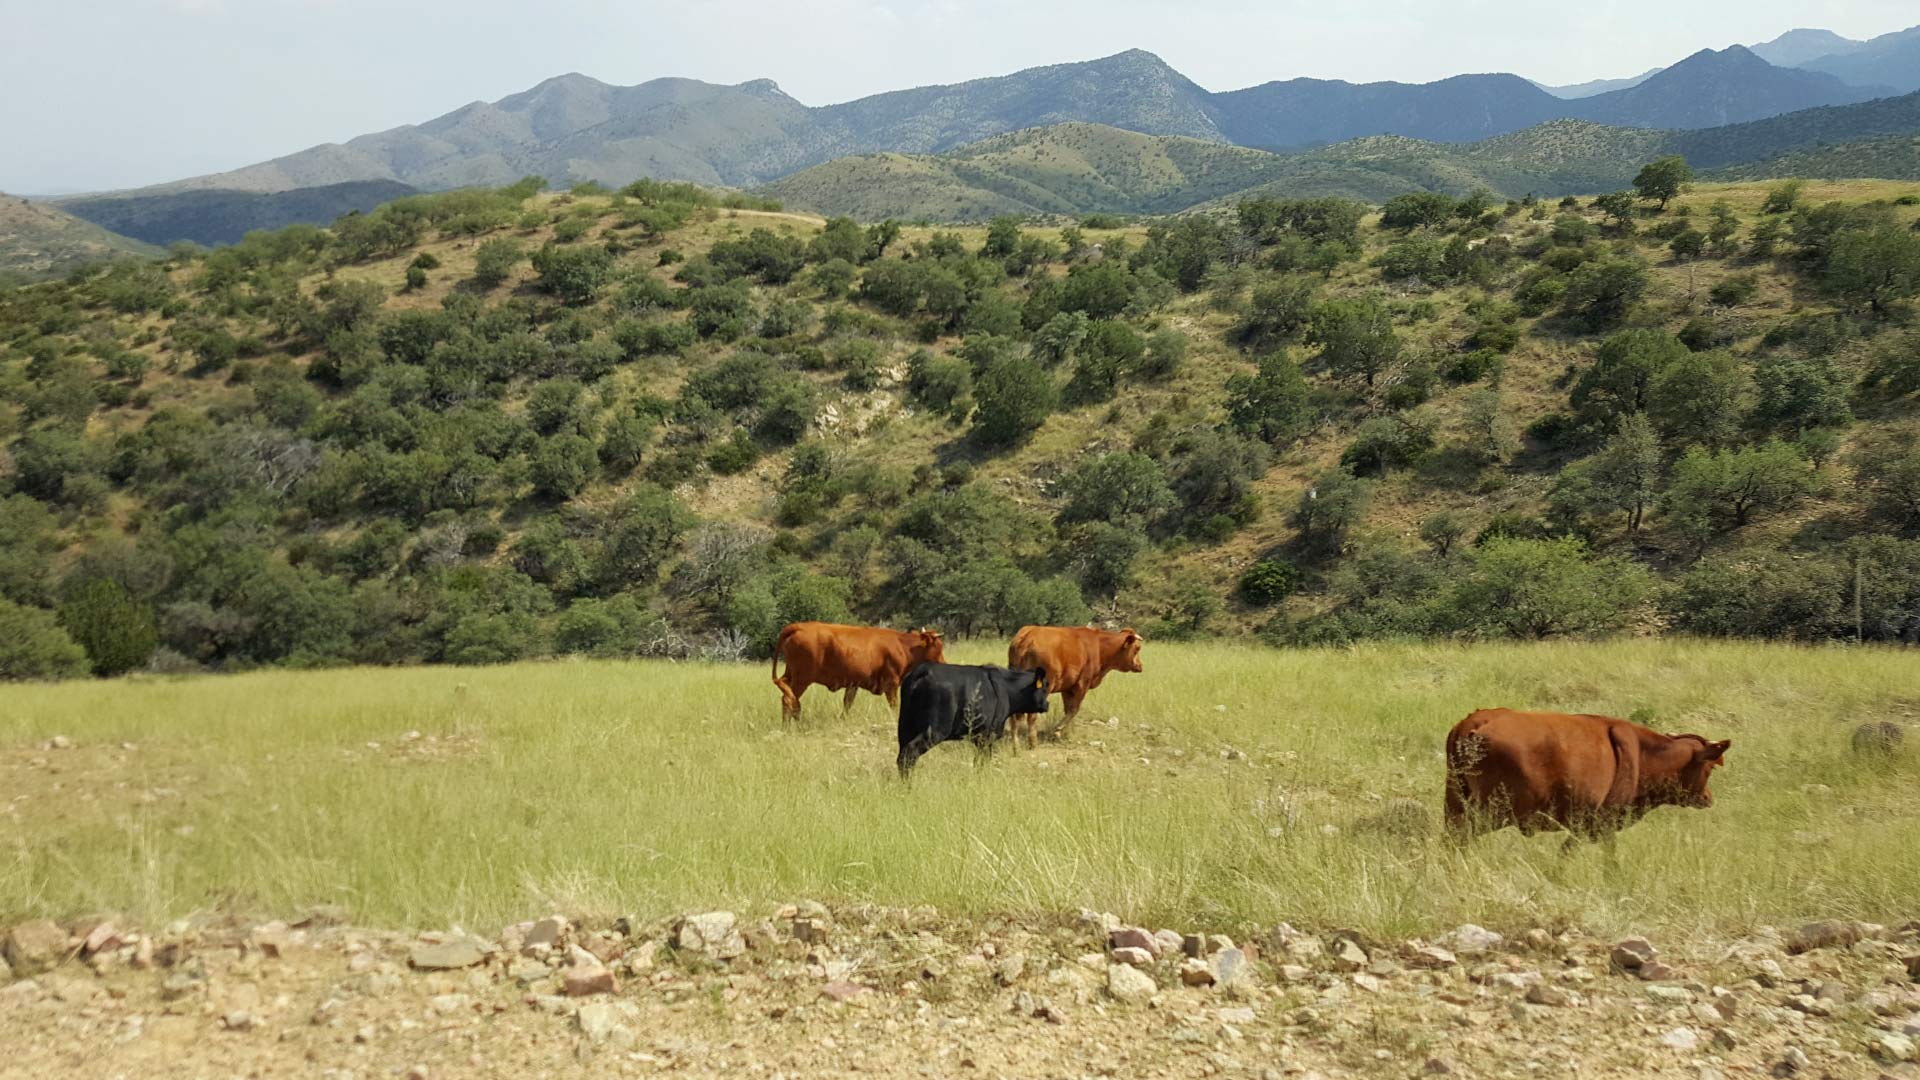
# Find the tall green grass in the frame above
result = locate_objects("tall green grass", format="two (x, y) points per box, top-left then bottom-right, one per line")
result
(2, 640), (1914, 938)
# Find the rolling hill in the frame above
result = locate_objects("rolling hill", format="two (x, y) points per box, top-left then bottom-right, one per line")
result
(0, 194), (161, 279)
(1800, 25), (1920, 95)
(58, 180), (420, 248)
(69, 45), (1900, 223)
(1748, 28), (1865, 68)
(759, 123), (1298, 220)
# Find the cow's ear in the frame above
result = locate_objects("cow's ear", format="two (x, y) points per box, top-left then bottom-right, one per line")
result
(1703, 739), (1730, 762)
(1122, 628), (1140, 643)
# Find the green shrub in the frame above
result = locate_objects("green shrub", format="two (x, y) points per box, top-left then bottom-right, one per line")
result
(1239, 559), (1300, 605)
(56, 579), (157, 676)
(0, 599), (91, 680)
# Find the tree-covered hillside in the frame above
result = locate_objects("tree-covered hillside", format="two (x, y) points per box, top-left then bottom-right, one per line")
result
(2, 170), (1919, 680)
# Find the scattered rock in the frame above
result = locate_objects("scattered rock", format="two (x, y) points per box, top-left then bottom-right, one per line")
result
(1152, 929), (1184, 955)
(1442, 925), (1503, 956)
(1870, 1033), (1916, 1064)
(408, 940), (487, 971)
(1330, 939), (1368, 972)
(1638, 961), (1679, 981)
(1662, 1027), (1700, 1052)
(993, 954), (1025, 986)
(1409, 945), (1458, 969)
(1209, 947), (1249, 988)
(81, 923), (121, 957)
(222, 1011), (257, 1032)
(1526, 984), (1578, 1008)
(1713, 1028), (1739, 1051)
(1112, 947), (1154, 967)
(1217, 1006), (1257, 1025)
(1611, 938), (1658, 971)
(522, 916), (568, 955)
(1648, 985), (1696, 1004)
(1904, 954), (1920, 981)
(673, 912), (744, 960)
(1180, 959), (1215, 987)
(508, 959), (548, 986)
(2, 921), (70, 977)
(576, 1002), (638, 1050)
(1853, 721), (1905, 756)
(44, 736), (72, 750)
(1108, 927), (1160, 958)
(1107, 963), (1157, 1005)
(1773, 1047), (1811, 1077)
(820, 981), (867, 1003)
(1790, 920), (1874, 954)
(563, 965), (615, 997)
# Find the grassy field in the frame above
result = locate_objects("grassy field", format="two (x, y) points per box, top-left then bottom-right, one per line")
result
(3, 640), (1916, 940)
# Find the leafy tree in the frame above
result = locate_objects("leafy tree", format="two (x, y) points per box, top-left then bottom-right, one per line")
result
(1633, 156), (1693, 209)
(1139, 328), (1188, 380)
(1292, 467), (1372, 557)
(1379, 192), (1458, 231)
(1668, 228), (1706, 261)
(1308, 297), (1400, 386)
(1225, 352), (1312, 445)
(1646, 350), (1749, 449)
(1665, 441), (1815, 538)
(1587, 412), (1663, 533)
(1239, 559), (1300, 605)
(1445, 537), (1651, 639)
(1055, 452), (1175, 529)
(1560, 259), (1649, 331)
(981, 216), (1023, 260)
(1235, 276), (1316, 349)
(530, 434), (597, 500)
(971, 354), (1057, 447)
(1571, 329), (1688, 433)
(56, 578), (157, 676)
(1824, 225), (1920, 314)
(530, 243), (613, 305)
(1665, 553), (1843, 641)
(1851, 424), (1920, 531)
(1750, 354), (1852, 436)
(905, 349), (973, 421)
(471, 239), (524, 287)
(1593, 192), (1637, 230)
(589, 485), (694, 593)
(0, 599), (90, 681)
(1342, 411), (1438, 475)
(1167, 431), (1269, 539)
(1760, 180), (1803, 215)
(1419, 511), (1467, 557)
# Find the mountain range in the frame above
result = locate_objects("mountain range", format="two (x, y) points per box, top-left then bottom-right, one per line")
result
(30, 25), (1920, 248)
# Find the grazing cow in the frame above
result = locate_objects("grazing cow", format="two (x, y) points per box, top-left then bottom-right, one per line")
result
(771, 622), (946, 723)
(896, 663), (1049, 776)
(1444, 708), (1731, 846)
(1005, 626), (1143, 747)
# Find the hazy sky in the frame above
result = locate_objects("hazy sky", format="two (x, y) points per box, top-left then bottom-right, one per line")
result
(2, 0), (1914, 194)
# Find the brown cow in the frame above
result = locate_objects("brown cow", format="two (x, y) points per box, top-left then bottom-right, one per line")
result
(771, 622), (946, 723)
(1005, 626), (1144, 748)
(1444, 708), (1731, 847)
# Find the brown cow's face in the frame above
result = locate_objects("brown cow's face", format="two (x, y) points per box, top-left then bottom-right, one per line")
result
(1675, 738), (1732, 808)
(1117, 629), (1144, 673)
(917, 630), (947, 664)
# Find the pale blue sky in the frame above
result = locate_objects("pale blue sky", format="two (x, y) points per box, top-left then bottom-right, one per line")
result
(2, 0), (1913, 194)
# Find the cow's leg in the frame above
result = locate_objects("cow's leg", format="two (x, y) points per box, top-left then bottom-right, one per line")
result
(1048, 689), (1088, 741)
(885, 686), (899, 711)
(841, 686), (860, 714)
(897, 732), (938, 778)
(780, 679), (808, 724)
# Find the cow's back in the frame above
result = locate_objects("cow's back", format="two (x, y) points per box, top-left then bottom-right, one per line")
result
(1447, 709), (1619, 830)
(1009, 626), (1097, 691)
(781, 622), (908, 692)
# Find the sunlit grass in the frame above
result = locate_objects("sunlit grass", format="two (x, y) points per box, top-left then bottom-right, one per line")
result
(3, 639), (1915, 938)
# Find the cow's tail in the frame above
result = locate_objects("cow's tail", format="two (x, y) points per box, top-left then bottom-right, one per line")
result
(771, 626), (790, 685)
(1443, 712), (1489, 838)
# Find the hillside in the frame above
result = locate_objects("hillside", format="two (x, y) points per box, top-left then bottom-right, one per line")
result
(1801, 25), (1920, 95)
(0, 194), (161, 280)
(57, 180), (419, 248)
(3, 175), (1919, 683)
(1706, 134), (1920, 183)
(1748, 28), (1864, 68)
(64, 43), (1919, 251)
(1566, 46), (1885, 130)
(759, 124), (1297, 220)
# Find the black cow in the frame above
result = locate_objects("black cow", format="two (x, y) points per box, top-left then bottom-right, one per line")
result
(896, 663), (1049, 776)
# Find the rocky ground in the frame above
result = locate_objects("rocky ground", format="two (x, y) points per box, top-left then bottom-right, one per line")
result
(3, 907), (1918, 1080)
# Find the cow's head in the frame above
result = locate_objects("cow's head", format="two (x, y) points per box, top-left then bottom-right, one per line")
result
(1112, 628), (1144, 673)
(914, 628), (947, 664)
(1011, 668), (1050, 715)
(1671, 736), (1731, 808)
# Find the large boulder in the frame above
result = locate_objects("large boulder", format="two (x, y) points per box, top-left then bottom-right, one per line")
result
(1106, 963), (1157, 1005)
(3, 921), (72, 977)
(674, 912), (745, 959)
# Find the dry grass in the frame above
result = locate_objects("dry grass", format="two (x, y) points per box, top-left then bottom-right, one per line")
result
(3, 640), (1915, 938)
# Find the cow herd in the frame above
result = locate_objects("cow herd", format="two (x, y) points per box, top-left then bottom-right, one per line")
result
(769, 621), (1734, 846)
